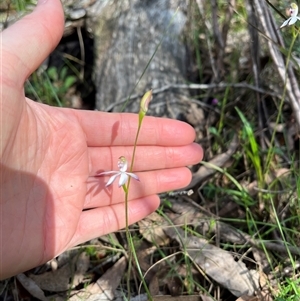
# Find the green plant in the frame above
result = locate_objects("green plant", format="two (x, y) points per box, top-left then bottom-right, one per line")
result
(275, 277), (300, 301)
(9, 0), (36, 11)
(26, 66), (76, 107)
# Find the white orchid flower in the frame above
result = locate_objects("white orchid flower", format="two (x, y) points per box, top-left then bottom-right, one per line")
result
(96, 156), (139, 187)
(280, 3), (300, 29)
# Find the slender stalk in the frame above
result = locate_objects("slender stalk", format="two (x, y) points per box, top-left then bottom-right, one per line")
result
(123, 90), (153, 300)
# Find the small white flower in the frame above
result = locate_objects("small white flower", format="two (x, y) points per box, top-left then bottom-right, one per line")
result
(280, 3), (300, 29)
(96, 156), (139, 187)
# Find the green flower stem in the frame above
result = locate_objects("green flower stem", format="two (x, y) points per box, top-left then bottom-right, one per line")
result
(124, 90), (153, 300)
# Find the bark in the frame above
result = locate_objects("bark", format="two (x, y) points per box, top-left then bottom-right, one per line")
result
(88, 0), (189, 116)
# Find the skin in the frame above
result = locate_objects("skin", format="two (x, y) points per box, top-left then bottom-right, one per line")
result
(0, 0), (203, 279)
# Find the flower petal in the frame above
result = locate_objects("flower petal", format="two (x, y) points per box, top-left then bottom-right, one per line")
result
(288, 16), (298, 25)
(106, 173), (120, 186)
(118, 172), (129, 187)
(96, 171), (118, 176)
(280, 18), (291, 28)
(126, 172), (140, 181)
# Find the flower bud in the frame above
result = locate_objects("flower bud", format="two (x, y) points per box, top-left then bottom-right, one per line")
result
(140, 90), (153, 114)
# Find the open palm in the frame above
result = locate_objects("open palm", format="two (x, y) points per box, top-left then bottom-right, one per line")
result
(0, 0), (203, 279)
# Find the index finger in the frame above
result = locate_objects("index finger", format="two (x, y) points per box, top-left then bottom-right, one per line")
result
(74, 110), (196, 146)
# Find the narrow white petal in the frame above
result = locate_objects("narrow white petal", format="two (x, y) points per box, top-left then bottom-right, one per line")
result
(127, 172), (140, 181)
(119, 161), (128, 172)
(106, 173), (120, 186)
(280, 18), (291, 28)
(288, 16), (298, 25)
(96, 171), (118, 176)
(119, 173), (129, 187)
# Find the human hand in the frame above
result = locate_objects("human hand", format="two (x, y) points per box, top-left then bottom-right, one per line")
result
(0, 0), (203, 279)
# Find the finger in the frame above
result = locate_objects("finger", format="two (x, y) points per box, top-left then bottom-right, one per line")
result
(73, 110), (196, 146)
(88, 143), (203, 173)
(2, 0), (64, 82)
(69, 195), (160, 247)
(85, 167), (192, 208)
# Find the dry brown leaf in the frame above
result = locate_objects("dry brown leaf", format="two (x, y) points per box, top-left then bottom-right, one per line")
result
(258, 271), (273, 301)
(139, 212), (170, 246)
(73, 251), (90, 287)
(69, 256), (127, 301)
(29, 251), (89, 292)
(148, 273), (160, 295)
(164, 227), (260, 297)
(17, 273), (48, 301)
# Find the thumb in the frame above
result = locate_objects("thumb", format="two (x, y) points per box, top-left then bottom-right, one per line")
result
(2, 0), (65, 84)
